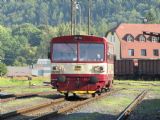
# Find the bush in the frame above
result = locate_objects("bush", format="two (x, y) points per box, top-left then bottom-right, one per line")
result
(0, 62), (7, 76)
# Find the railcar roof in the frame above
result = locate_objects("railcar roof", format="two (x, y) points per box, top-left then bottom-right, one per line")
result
(50, 35), (110, 43)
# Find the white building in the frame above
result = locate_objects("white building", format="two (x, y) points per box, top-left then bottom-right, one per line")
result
(32, 59), (51, 76)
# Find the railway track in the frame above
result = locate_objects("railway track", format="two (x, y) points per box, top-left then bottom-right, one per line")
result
(0, 98), (65, 120)
(0, 91), (58, 103)
(115, 82), (160, 87)
(116, 90), (148, 120)
(0, 85), (51, 90)
(1, 88), (123, 120)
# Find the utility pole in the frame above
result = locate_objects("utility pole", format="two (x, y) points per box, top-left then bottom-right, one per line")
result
(71, 0), (73, 35)
(71, 0), (77, 35)
(88, 0), (91, 35)
(75, 2), (81, 35)
(74, 1), (76, 35)
(71, 0), (91, 35)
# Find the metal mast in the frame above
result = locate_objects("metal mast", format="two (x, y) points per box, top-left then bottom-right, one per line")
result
(71, 0), (73, 35)
(71, 0), (77, 35)
(88, 0), (91, 35)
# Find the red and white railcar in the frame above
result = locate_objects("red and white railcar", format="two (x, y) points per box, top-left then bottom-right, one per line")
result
(49, 35), (114, 98)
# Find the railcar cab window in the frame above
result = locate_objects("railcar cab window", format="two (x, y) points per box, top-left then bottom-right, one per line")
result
(79, 43), (104, 61)
(53, 43), (77, 61)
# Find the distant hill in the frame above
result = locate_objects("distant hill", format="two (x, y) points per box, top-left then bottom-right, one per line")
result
(0, 0), (159, 27)
(0, 0), (159, 66)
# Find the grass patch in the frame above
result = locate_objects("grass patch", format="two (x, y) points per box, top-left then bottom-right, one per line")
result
(0, 77), (50, 87)
(0, 77), (53, 94)
(150, 86), (160, 94)
(115, 80), (160, 85)
(3, 87), (53, 94)
(1, 97), (52, 113)
(103, 96), (131, 107)
(114, 80), (160, 91)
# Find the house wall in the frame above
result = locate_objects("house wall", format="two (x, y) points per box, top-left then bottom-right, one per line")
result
(121, 40), (160, 59)
(114, 23), (160, 60)
(107, 32), (121, 60)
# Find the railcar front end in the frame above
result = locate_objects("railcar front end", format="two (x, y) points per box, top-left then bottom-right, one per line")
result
(49, 35), (114, 98)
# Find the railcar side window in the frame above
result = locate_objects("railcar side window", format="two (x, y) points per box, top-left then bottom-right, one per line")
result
(79, 43), (104, 61)
(53, 43), (77, 61)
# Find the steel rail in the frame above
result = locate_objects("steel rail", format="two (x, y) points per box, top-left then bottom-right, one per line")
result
(0, 85), (51, 90)
(31, 88), (124, 120)
(15, 91), (56, 98)
(116, 90), (148, 120)
(0, 91), (57, 103)
(0, 98), (65, 120)
(1, 88), (124, 120)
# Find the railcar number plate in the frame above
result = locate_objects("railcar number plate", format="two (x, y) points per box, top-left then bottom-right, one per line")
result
(74, 65), (82, 71)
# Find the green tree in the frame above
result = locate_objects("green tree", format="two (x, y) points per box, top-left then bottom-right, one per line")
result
(37, 25), (56, 58)
(0, 62), (7, 76)
(0, 25), (13, 65)
(145, 10), (156, 23)
(56, 23), (71, 36)
(12, 23), (42, 46)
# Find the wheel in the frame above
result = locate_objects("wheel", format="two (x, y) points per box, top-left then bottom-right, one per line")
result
(73, 93), (76, 97)
(108, 80), (113, 89)
(98, 92), (101, 96)
(107, 88), (110, 92)
(101, 88), (106, 93)
(112, 80), (114, 84)
(64, 93), (68, 99)
(92, 93), (95, 97)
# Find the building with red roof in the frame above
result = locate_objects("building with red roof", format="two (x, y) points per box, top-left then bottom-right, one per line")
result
(106, 23), (160, 60)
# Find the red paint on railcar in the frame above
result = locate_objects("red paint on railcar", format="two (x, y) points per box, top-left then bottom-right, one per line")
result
(49, 35), (114, 96)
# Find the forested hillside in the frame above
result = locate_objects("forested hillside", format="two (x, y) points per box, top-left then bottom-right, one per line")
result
(0, 0), (160, 66)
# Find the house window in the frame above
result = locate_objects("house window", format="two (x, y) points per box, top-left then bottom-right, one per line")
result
(158, 37), (160, 42)
(128, 49), (134, 56)
(127, 34), (134, 42)
(151, 36), (158, 42)
(111, 35), (115, 42)
(139, 35), (146, 42)
(141, 49), (147, 56)
(153, 49), (159, 56)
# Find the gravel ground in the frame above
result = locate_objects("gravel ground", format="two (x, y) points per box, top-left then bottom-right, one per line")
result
(48, 89), (142, 120)
(5, 100), (72, 120)
(0, 93), (62, 114)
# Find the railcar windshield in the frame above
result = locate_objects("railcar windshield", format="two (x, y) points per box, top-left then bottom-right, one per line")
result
(52, 43), (104, 62)
(79, 43), (104, 61)
(53, 43), (77, 61)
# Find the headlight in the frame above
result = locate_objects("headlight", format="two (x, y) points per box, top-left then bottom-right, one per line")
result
(52, 66), (64, 72)
(93, 66), (104, 73)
